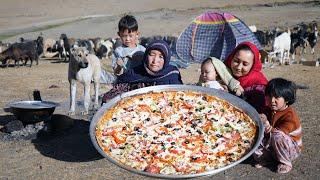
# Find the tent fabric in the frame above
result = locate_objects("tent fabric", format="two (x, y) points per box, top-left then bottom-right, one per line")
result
(176, 11), (262, 63)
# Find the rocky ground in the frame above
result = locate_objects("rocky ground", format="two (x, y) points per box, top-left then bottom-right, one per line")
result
(0, 0), (320, 179)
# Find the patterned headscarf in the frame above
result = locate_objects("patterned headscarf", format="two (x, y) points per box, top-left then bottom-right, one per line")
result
(143, 40), (172, 76)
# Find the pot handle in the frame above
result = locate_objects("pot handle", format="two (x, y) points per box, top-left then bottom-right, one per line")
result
(3, 106), (12, 113)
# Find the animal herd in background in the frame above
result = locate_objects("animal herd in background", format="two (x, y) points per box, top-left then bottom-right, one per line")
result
(0, 36), (43, 67)
(0, 21), (318, 68)
(252, 21), (318, 64)
(0, 33), (178, 68)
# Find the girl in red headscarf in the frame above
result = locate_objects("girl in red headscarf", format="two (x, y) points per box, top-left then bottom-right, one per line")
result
(225, 42), (268, 113)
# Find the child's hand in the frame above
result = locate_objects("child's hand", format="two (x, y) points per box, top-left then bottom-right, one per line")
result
(221, 85), (229, 92)
(235, 86), (244, 96)
(259, 113), (272, 133)
(116, 58), (125, 67)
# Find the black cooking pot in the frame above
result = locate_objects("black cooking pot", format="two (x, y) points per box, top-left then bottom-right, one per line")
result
(8, 101), (59, 124)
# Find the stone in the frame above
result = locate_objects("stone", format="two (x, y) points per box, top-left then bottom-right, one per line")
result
(4, 120), (24, 133)
(302, 61), (319, 67)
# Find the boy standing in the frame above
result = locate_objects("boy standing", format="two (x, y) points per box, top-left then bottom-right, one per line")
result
(112, 15), (145, 76)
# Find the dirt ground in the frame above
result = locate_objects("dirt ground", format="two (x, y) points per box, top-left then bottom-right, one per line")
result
(0, 0), (320, 179)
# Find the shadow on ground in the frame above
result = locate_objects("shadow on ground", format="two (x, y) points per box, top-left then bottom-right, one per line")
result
(50, 60), (69, 64)
(240, 151), (277, 172)
(31, 114), (102, 162)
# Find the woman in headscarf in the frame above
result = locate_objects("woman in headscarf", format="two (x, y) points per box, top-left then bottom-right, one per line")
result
(102, 40), (183, 104)
(225, 41), (268, 113)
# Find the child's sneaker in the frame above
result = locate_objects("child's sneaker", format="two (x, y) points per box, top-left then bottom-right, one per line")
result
(277, 163), (292, 174)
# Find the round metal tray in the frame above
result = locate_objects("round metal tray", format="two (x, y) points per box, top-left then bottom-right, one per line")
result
(90, 85), (264, 178)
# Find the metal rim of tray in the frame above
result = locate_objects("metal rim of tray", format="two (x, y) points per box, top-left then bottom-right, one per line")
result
(90, 85), (264, 179)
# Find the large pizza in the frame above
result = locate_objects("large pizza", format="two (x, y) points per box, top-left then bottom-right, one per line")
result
(95, 91), (257, 175)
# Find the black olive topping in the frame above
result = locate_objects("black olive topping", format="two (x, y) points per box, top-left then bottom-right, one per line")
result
(191, 157), (199, 161)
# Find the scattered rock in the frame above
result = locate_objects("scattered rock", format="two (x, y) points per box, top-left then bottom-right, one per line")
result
(301, 60), (319, 67)
(49, 85), (59, 89)
(4, 120), (24, 133)
(2, 121), (46, 140)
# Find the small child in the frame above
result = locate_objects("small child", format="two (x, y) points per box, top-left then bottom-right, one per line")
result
(198, 57), (244, 96)
(112, 15), (146, 76)
(254, 78), (302, 174)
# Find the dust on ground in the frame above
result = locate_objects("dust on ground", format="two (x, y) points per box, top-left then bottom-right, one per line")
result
(0, 0), (320, 179)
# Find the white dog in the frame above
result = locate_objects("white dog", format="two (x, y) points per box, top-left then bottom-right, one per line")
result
(68, 47), (101, 115)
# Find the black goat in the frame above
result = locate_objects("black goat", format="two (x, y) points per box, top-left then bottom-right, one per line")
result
(0, 41), (38, 67)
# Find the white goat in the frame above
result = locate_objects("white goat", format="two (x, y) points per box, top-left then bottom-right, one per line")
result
(269, 30), (291, 65)
(248, 25), (257, 33)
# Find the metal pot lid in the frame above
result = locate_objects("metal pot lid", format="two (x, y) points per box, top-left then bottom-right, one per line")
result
(9, 101), (59, 109)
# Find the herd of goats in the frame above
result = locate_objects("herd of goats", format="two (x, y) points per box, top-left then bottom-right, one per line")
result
(0, 21), (318, 68)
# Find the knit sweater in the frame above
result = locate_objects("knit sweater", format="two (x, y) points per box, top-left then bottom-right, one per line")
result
(268, 106), (302, 147)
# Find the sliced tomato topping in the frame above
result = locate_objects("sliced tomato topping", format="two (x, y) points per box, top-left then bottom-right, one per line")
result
(159, 154), (173, 163)
(196, 166), (206, 173)
(200, 145), (214, 155)
(202, 120), (212, 133)
(112, 132), (126, 144)
(102, 127), (120, 136)
(181, 102), (193, 109)
(169, 148), (185, 155)
(155, 127), (169, 135)
(173, 162), (191, 173)
(144, 164), (161, 174)
(138, 104), (151, 112)
(231, 131), (241, 140)
(177, 119), (184, 126)
(225, 142), (234, 149)
(217, 151), (226, 157)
